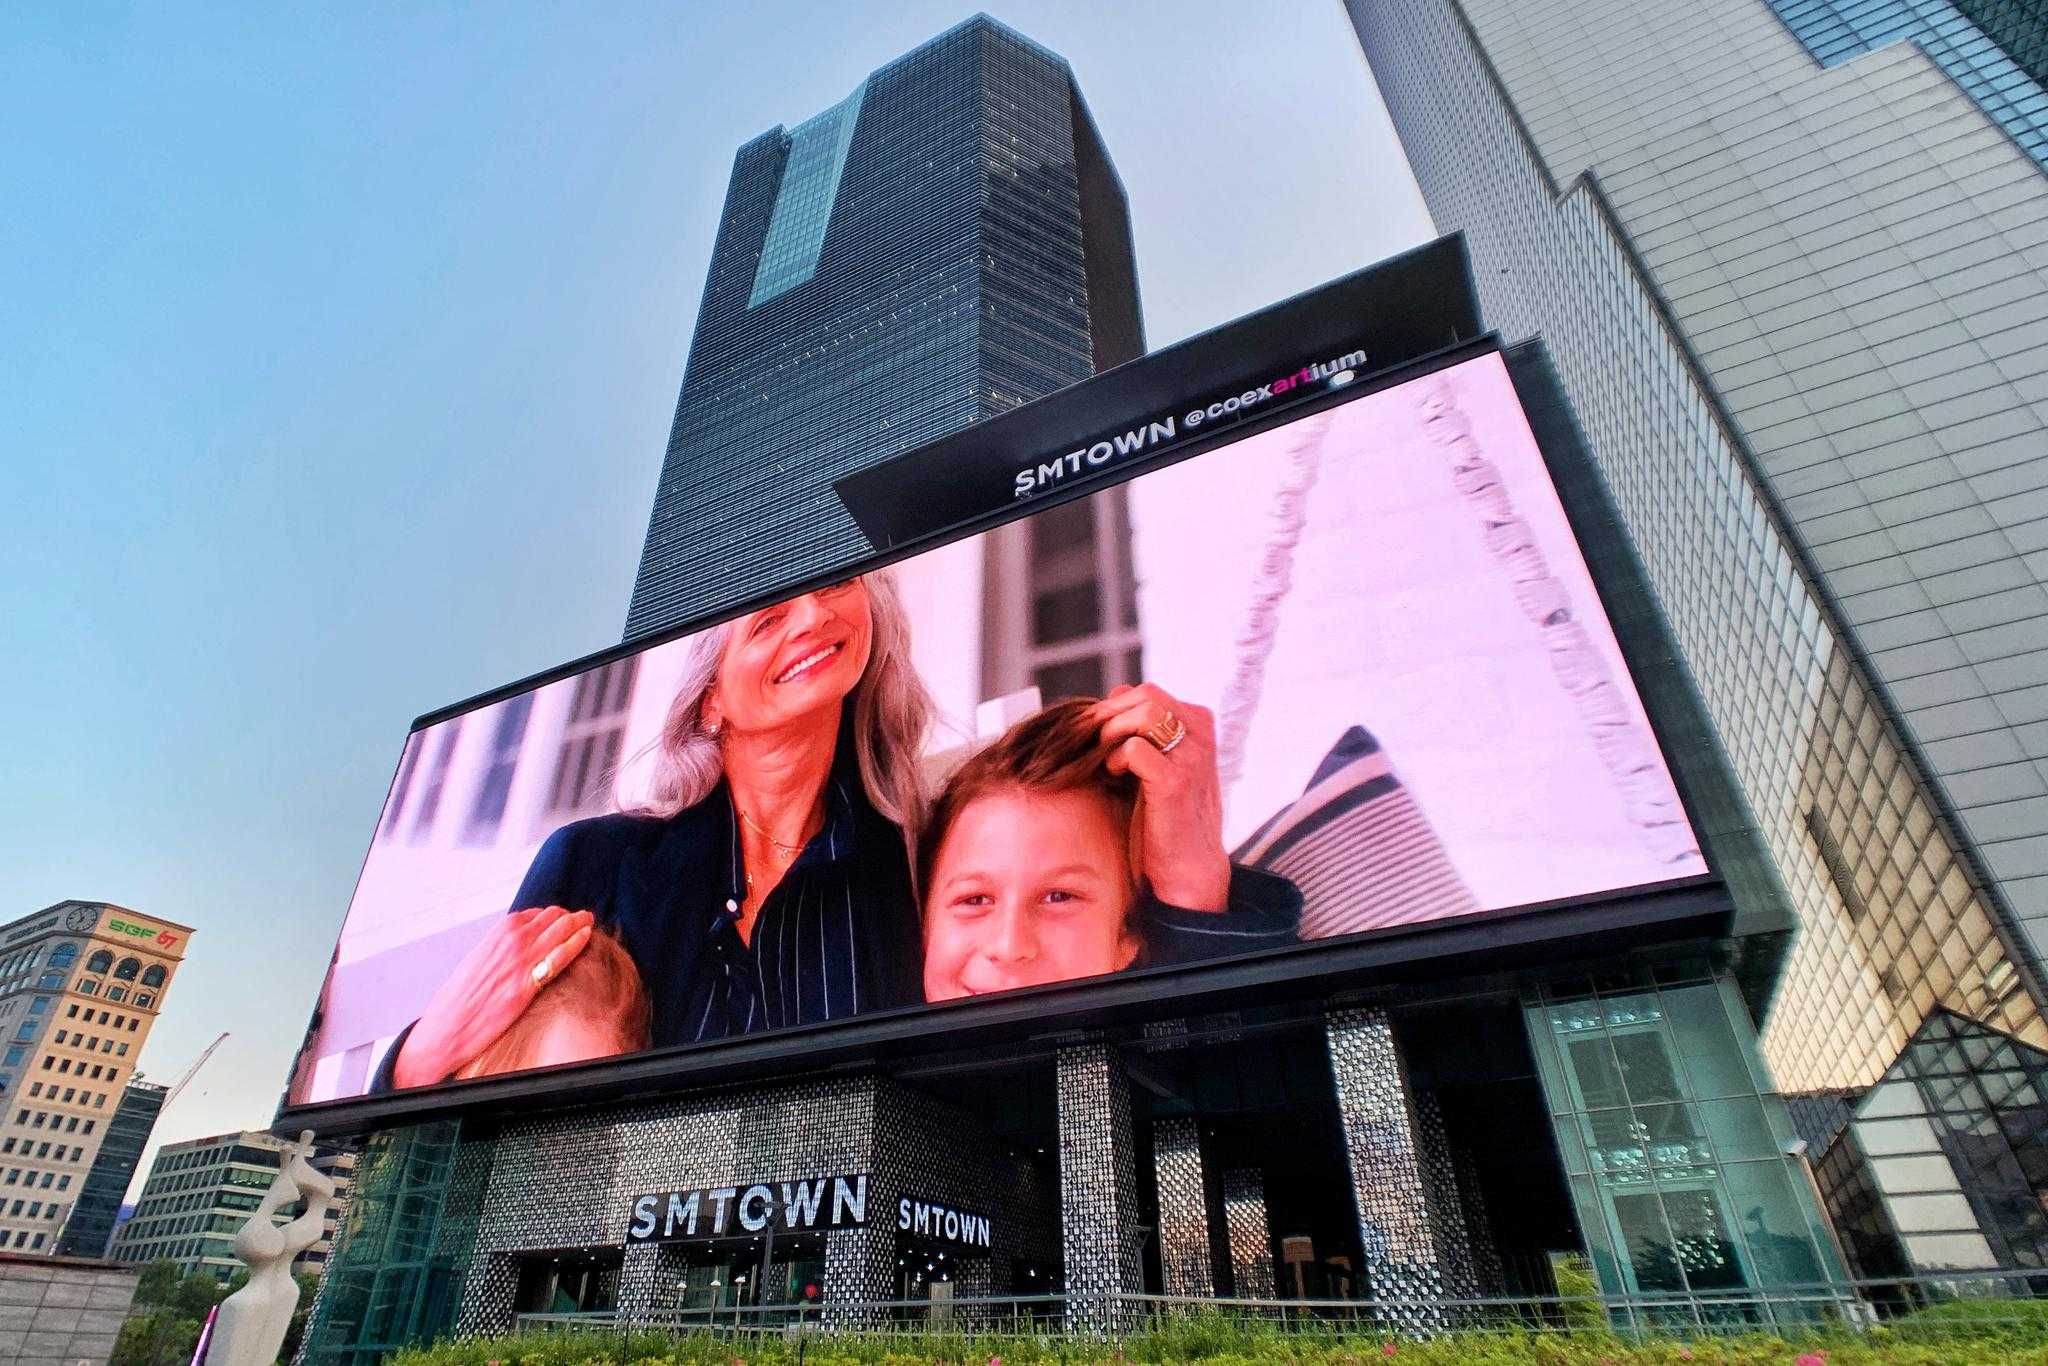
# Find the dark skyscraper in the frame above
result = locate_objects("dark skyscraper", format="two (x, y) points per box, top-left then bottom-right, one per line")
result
(55, 1078), (167, 1258)
(625, 14), (1143, 639)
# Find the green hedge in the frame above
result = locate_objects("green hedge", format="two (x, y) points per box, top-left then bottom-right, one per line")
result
(390, 1319), (2048, 1366)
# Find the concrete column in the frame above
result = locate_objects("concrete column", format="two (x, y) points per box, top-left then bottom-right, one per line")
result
(1151, 1116), (1214, 1297)
(1056, 1041), (1143, 1332)
(1325, 1006), (1450, 1333)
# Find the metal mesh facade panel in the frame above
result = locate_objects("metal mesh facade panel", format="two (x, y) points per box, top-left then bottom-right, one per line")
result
(1325, 1007), (1450, 1332)
(1150, 1116), (1214, 1297)
(1055, 1042), (1142, 1331)
(1219, 1168), (1277, 1300)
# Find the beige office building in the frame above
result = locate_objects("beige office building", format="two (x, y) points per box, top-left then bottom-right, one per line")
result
(0, 900), (192, 1256)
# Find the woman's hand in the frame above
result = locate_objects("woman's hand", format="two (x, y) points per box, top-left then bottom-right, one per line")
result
(389, 906), (595, 1089)
(1090, 684), (1232, 912)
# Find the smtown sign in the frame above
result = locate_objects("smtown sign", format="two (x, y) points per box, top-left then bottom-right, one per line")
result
(284, 338), (1708, 1121)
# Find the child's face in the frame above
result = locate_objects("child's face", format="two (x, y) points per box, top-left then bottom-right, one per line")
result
(922, 787), (1139, 1002)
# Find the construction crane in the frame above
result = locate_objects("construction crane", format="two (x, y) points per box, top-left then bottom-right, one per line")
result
(157, 1030), (229, 1111)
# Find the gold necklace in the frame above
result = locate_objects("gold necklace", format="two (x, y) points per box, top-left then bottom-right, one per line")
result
(736, 805), (808, 857)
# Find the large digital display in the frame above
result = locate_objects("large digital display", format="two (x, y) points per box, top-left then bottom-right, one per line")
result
(286, 350), (1705, 1109)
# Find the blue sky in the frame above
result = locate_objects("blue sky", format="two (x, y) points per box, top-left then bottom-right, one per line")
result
(0, 3), (1432, 1184)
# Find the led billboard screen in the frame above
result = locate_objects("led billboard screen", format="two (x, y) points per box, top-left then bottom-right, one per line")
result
(287, 349), (1705, 1110)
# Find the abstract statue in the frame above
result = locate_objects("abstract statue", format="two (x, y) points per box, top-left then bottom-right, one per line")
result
(206, 1130), (336, 1366)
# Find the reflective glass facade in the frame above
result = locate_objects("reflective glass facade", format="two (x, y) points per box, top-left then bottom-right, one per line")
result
(1345, 0), (2048, 1103)
(1768, 0), (2048, 167)
(301, 1121), (483, 1366)
(1817, 1009), (2048, 1274)
(1954, 0), (2048, 87)
(1525, 971), (1843, 1305)
(53, 1078), (165, 1258)
(625, 15), (1142, 638)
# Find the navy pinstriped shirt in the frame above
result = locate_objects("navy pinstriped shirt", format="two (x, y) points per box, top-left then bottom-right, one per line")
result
(512, 756), (923, 1048)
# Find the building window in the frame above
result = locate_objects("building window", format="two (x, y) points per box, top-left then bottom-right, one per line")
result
(410, 717), (464, 842)
(981, 485), (1143, 705)
(141, 965), (165, 988)
(47, 945), (75, 971)
(113, 959), (140, 982)
(85, 951), (112, 975)
(77, 980), (97, 997)
(467, 693), (535, 843)
(105, 988), (126, 1003)
(135, 994), (153, 1008)
(548, 658), (639, 814)
(0, 1049), (20, 1069)
(380, 731), (426, 837)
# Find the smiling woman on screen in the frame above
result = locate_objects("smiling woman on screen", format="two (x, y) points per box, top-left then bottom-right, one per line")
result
(376, 571), (1305, 1092)
(379, 574), (934, 1089)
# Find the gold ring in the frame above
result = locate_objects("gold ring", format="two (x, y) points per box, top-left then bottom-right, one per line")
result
(531, 955), (553, 987)
(1145, 713), (1188, 755)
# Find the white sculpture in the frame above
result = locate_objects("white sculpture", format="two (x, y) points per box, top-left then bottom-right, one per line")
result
(207, 1130), (336, 1366)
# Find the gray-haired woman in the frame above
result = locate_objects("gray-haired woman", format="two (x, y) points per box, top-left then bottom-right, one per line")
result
(383, 574), (935, 1088)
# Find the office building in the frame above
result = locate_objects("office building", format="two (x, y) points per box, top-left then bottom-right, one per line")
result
(0, 901), (191, 1257)
(1348, 0), (2048, 1276)
(112, 1130), (356, 1281)
(623, 13), (1142, 639)
(55, 1077), (168, 1259)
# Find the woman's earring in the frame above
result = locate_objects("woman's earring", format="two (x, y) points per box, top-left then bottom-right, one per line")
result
(702, 714), (724, 740)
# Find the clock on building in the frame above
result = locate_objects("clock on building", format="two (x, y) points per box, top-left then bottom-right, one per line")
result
(62, 906), (97, 933)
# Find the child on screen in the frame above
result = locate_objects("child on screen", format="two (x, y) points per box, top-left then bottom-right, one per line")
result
(918, 698), (1298, 1003)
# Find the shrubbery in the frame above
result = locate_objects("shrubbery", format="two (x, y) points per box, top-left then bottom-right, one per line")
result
(388, 1310), (2048, 1366)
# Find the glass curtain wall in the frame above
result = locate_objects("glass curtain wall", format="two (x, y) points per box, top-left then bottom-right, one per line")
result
(300, 1120), (481, 1366)
(1819, 1009), (2048, 1276)
(1524, 968), (1846, 1318)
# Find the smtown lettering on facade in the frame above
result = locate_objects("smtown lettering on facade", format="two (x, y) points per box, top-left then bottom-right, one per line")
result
(1010, 347), (1370, 497)
(625, 1175), (871, 1242)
